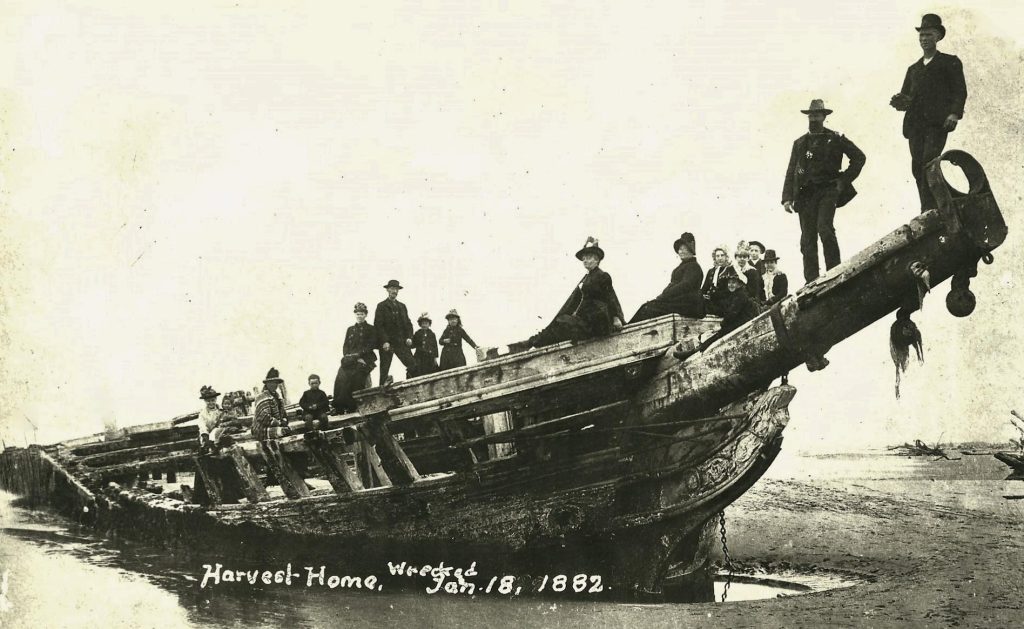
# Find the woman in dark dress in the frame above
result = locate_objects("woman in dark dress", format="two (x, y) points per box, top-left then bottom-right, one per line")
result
(700, 273), (759, 350)
(519, 237), (625, 349)
(439, 309), (479, 370)
(630, 232), (705, 322)
(411, 313), (440, 377)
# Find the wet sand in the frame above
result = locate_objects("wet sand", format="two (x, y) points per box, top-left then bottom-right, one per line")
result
(648, 454), (1024, 628)
(703, 478), (1022, 627)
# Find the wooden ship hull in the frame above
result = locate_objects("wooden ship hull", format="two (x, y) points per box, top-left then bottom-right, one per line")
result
(0, 151), (1008, 601)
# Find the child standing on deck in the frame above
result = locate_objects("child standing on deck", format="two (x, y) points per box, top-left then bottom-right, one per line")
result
(411, 313), (439, 377)
(439, 309), (479, 370)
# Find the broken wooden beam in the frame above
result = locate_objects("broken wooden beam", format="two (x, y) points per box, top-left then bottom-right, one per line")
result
(304, 433), (363, 494)
(226, 446), (270, 504)
(258, 440), (310, 499)
(360, 414), (420, 485)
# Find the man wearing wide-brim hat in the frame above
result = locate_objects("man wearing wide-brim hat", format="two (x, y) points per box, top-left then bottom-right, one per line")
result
(889, 13), (967, 212)
(373, 279), (415, 385)
(781, 98), (866, 283)
(251, 367), (291, 440)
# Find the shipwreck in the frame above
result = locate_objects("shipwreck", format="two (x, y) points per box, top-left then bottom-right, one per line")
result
(0, 151), (1008, 601)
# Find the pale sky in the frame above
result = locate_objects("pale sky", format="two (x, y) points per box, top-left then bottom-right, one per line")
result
(1, 1), (1022, 450)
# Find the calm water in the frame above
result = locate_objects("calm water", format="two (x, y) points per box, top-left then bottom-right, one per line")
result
(0, 451), (1019, 628)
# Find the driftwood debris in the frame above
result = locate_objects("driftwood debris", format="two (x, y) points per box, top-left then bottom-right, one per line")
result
(1009, 411), (1024, 454)
(887, 439), (959, 460)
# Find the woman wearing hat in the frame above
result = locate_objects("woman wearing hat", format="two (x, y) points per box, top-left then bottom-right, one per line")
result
(701, 246), (738, 316)
(519, 237), (624, 349)
(410, 313), (440, 377)
(439, 309), (479, 370)
(733, 241), (765, 308)
(198, 385), (226, 450)
(630, 232), (705, 323)
(197, 385), (245, 452)
(699, 272), (758, 351)
(334, 302), (379, 413)
(761, 249), (789, 306)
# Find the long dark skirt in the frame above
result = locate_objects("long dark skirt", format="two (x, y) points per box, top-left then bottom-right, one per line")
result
(333, 363), (372, 413)
(439, 347), (467, 370)
(531, 314), (595, 347)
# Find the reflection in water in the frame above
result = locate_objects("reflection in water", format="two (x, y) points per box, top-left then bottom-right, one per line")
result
(7, 449), (962, 627)
(0, 488), (830, 627)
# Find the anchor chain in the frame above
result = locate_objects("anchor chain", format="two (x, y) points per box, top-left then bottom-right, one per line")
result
(718, 510), (733, 603)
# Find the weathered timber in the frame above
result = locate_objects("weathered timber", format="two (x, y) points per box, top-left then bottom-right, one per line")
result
(76, 438), (199, 467)
(69, 425), (200, 457)
(360, 415), (420, 485)
(354, 316), (715, 420)
(193, 455), (227, 506)
(455, 400), (629, 448)
(305, 434), (363, 493)
(362, 441), (392, 488)
(227, 446), (270, 503)
(635, 152), (1008, 419)
(258, 440), (310, 499)
(82, 451), (197, 483)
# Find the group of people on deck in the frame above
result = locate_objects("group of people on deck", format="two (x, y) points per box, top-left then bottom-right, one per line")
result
(508, 234), (789, 355)
(330, 282), (479, 416)
(195, 14), (968, 449)
(196, 281), (482, 446)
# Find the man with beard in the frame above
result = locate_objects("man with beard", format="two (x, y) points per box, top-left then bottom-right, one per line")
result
(782, 99), (866, 283)
(374, 279), (415, 385)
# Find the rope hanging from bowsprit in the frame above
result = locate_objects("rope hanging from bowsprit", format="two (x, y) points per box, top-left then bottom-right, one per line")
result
(889, 263), (930, 399)
(890, 307), (924, 399)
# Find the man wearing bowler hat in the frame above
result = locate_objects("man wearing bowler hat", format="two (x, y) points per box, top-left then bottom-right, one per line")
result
(373, 279), (415, 385)
(781, 99), (866, 283)
(889, 14), (967, 212)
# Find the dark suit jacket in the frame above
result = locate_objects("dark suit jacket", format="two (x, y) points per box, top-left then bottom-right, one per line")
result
(782, 128), (866, 208)
(899, 52), (967, 138)
(373, 299), (413, 347)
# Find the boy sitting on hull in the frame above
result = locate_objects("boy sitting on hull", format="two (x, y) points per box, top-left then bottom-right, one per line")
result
(299, 374), (330, 432)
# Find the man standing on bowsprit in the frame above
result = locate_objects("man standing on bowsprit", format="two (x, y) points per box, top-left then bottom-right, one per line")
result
(374, 279), (415, 385)
(781, 99), (866, 283)
(890, 14), (967, 212)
